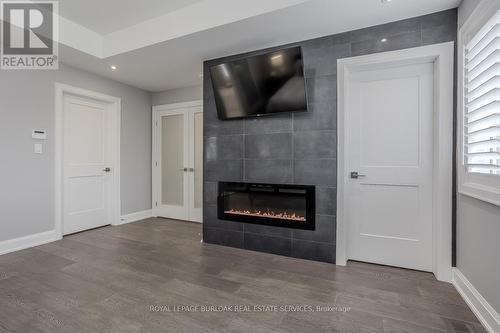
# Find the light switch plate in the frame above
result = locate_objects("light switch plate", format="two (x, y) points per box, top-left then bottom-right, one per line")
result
(34, 143), (43, 154)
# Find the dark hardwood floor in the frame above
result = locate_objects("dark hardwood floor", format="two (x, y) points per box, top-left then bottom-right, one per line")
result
(0, 218), (485, 333)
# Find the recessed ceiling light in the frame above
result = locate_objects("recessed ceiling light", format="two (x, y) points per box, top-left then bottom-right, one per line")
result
(381, 0), (392, 3)
(110, 65), (117, 70)
(380, 38), (388, 43)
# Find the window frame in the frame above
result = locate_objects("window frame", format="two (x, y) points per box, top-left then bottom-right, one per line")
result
(458, 1), (500, 207)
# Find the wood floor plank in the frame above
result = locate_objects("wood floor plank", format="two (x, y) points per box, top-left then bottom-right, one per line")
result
(0, 218), (486, 333)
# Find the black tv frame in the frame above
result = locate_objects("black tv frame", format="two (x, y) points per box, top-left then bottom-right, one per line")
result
(209, 45), (309, 121)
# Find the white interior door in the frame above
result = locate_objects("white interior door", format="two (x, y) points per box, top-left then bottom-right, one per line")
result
(63, 95), (114, 235)
(154, 106), (203, 222)
(346, 62), (434, 272)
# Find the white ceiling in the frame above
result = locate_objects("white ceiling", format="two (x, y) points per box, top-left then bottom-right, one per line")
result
(59, 0), (204, 34)
(58, 0), (461, 92)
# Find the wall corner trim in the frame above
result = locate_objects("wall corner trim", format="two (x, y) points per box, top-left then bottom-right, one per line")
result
(0, 230), (60, 256)
(119, 210), (153, 225)
(452, 268), (500, 333)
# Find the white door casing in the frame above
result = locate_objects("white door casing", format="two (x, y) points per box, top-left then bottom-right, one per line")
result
(152, 101), (203, 223)
(347, 63), (434, 272)
(337, 43), (454, 282)
(55, 83), (121, 237)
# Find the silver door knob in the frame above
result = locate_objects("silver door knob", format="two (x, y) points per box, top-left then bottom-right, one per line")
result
(103, 167), (111, 172)
(350, 171), (366, 179)
(178, 168), (188, 172)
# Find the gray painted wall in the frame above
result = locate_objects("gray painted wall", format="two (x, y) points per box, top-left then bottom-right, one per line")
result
(457, 195), (500, 312)
(457, 0), (500, 314)
(152, 85), (202, 106)
(202, 9), (457, 263)
(0, 63), (152, 242)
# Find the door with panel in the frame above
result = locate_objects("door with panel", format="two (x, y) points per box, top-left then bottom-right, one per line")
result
(63, 95), (115, 235)
(346, 62), (434, 271)
(154, 106), (203, 222)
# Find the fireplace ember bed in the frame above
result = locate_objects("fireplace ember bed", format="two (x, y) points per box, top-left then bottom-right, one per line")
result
(218, 182), (315, 230)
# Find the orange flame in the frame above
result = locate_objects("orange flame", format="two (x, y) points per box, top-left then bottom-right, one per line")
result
(225, 209), (306, 221)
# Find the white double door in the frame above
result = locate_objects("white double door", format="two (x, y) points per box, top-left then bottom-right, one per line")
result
(346, 62), (434, 272)
(153, 105), (203, 222)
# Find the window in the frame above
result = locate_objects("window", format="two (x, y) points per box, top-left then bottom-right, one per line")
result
(464, 11), (500, 176)
(459, 5), (500, 206)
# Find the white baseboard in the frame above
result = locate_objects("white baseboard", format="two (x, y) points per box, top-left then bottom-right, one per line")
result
(119, 209), (153, 225)
(0, 230), (60, 256)
(452, 268), (500, 333)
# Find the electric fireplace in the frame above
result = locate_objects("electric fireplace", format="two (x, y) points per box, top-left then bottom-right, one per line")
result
(218, 182), (315, 230)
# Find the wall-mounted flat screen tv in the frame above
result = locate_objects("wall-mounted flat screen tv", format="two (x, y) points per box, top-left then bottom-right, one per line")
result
(210, 46), (308, 120)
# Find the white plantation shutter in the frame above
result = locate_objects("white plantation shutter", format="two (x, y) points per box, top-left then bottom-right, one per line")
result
(465, 10), (500, 175)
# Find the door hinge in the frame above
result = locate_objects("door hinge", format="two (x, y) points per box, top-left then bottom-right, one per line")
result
(155, 202), (158, 207)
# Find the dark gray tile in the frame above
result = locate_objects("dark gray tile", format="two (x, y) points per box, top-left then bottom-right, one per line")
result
(205, 136), (217, 162)
(219, 160), (244, 181)
(203, 181), (218, 205)
(203, 205), (243, 231)
(203, 227), (244, 249)
(204, 159), (217, 180)
(305, 75), (336, 105)
(205, 159), (243, 182)
(419, 8), (457, 29)
(291, 239), (335, 263)
(294, 159), (336, 186)
(244, 113), (292, 134)
(302, 32), (351, 48)
(204, 105), (217, 122)
(422, 24), (456, 45)
(205, 135), (244, 161)
(350, 16), (420, 43)
(316, 187), (336, 215)
(203, 80), (217, 117)
(218, 135), (244, 159)
(205, 119), (245, 137)
(293, 130), (336, 159)
(244, 159), (293, 183)
(244, 233), (291, 257)
(243, 223), (292, 238)
(302, 40), (350, 78)
(294, 99), (336, 132)
(292, 215), (335, 243)
(351, 31), (421, 57)
(330, 32), (352, 45)
(245, 133), (292, 159)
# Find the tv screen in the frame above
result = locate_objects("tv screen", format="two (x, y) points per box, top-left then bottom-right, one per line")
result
(210, 46), (308, 120)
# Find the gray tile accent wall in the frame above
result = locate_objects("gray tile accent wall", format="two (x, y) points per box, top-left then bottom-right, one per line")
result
(203, 9), (457, 263)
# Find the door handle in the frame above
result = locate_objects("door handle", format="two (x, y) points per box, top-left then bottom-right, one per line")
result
(188, 168), (194, 172)
(350, 171), (366, 179)
(178, 168), (188, 172)
(103, 167), (111, 173)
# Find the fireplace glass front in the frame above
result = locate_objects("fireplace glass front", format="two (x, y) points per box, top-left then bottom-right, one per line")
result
(218, 182), (315, 230)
